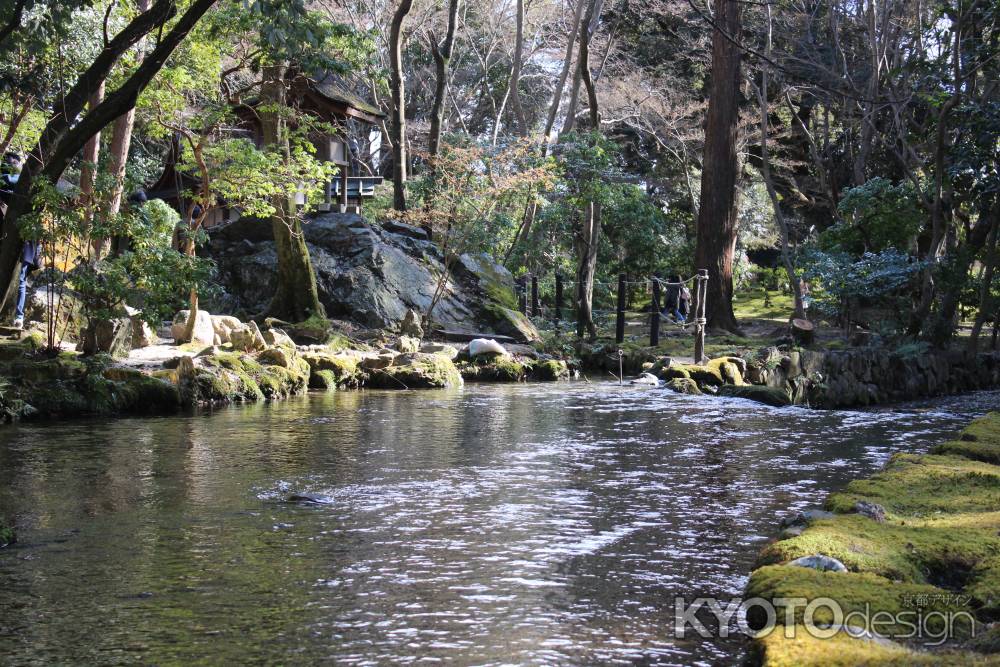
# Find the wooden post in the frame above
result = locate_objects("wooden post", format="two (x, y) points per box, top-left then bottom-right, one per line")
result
(517, 276), (527, 313)
(339, 168), (348, 213)
(555, 273), (563, 325)
(694, 269), (708, 363)
(615, 273), (626, 344)
(650, 275), (660, 347)
(531, 274), (539, 317)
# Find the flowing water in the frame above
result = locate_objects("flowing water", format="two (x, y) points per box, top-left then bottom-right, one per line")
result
(1, 383), (997, 666)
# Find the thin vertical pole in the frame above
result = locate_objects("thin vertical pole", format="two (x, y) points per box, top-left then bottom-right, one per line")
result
(615, 273), (626, 344)
(517, 276), (527, 313)
(555, 273), (563, 326)
(531, 275), (540, 317)
(650, 275), (660, 347)
(694, 269), (708, 363)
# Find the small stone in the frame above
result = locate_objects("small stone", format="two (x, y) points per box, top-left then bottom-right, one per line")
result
(231, 321), (267, 353)
(262, 328), (295, 348)
(397, 335), (420, 353)
(400, 308), (424, 338)
(788, 554), (848, 573)
(419, 342), (459, 360)
(360, 353), (395, 370)
(854, 501), (887, 523)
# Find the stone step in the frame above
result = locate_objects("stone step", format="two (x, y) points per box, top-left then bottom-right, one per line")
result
(0, 326), (25, 339)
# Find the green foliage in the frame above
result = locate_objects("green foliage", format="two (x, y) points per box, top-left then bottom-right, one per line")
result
(825, 178), (924, 254)
(802, 248), (926, 334)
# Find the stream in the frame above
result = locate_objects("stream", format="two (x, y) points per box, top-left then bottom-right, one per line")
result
(1, 383), (997, 666)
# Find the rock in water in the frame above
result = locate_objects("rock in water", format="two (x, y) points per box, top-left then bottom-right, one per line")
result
(397, 335), (420, 353)
(468, 338), (506, 358)
(286, 494), (330, 505)
(400, 308), (424, 338)
(788, 554), (848, 573)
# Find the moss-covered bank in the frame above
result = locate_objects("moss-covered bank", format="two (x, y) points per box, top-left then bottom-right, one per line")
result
(746, 413), (1000, 665)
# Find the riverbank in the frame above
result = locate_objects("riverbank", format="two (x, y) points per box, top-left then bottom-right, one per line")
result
(745, 412), (1000, 665)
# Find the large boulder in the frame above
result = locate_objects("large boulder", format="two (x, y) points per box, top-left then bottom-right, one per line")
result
(78, 317), (133, 358)
(171, 309), (215, 345)
(206, 214), (539, 341)
(367, 352), (463, 389)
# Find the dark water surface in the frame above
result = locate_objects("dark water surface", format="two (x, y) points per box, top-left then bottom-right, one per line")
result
(1, 383), (997, 666)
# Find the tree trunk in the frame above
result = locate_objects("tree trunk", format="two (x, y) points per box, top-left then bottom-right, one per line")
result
(389, 0), (414, 211)
(427, 0), (460, 160)
(574, 0), (602, 340)
(969, 211), (999, 352)
(261, 65), (326, 323)
(756, 5), (804, 320)
(79, 83), (105, 232)
(0, 0), (214, 316)
(693, 0), (743, 333)
(542, 0), (585, 145)
(509, 0), (528, 136)
(96, 0), (151, 260)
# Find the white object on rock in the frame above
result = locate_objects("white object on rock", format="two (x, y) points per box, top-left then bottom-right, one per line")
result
(468, 338), (506, 358)
(630, 372), (661, 386)
(788, 555), (848, 573)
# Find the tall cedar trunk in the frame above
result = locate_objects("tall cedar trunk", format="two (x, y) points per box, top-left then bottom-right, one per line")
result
(0, 0), (215, 316)
(757, 6), (804, 319)
(693, 0), (743, 333)
(262, 65), (326, 322)
(97, 0), (151, 259)
(389, 0), (414, 211)
(574, 0), (602, 340)
(509, 0), (528, 136)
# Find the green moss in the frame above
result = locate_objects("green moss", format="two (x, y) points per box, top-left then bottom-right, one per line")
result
(750, 414), (1000, 664)
(747, 565), (975, 638)
(753, 626), (990, 666)
(0, 518), (14, 547)
(825, 453), (1000, 517)
(483, 280), (519, 311)
(459, 356), (530, 382)
(309, 369), (338, 391)
(533, 359), (569, 381)
(933, 414), (1000, 465)
(302, 352), (360, 386)
(367, 354), (462, 389)
(664, 377), (701, 394)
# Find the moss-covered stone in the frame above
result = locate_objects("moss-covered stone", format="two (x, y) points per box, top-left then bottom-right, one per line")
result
(532, 359), (569, 381)
(748, 413), (1000, 664)
(309, 369), (338, 391)
(194, 351), (308, 403)
(458, 355), (531, 382)
(717, 384), (791, 407)
(664, 377), (701, 395)
(367, 353), (462, 389)
(302, 352), (361, 387)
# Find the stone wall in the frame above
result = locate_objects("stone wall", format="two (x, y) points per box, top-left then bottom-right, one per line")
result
(747, 346), (1000, 408)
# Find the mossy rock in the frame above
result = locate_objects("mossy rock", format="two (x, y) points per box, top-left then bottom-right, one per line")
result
(481, 303), (540, 343)
(659, 363), (723, 388)
(746, 565), (976, 639)
(19, 364), (178, 417)
(0, 330), (45, 361)
(933, 414), (1000, 465)
(367, 353), (462, 389)
(532, 359), (569, 381)
(752, 624), (990, 666)
(309, 369), (338, 391)
(8, 354), (88, 383)
(717, 384), (791, 407)
(302, 352), (361, 387)
(458, 355), (531, 382)
(664, 377), (701, 395)
(749, 414), (1000, 663)
(195, 352), (307, 403)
